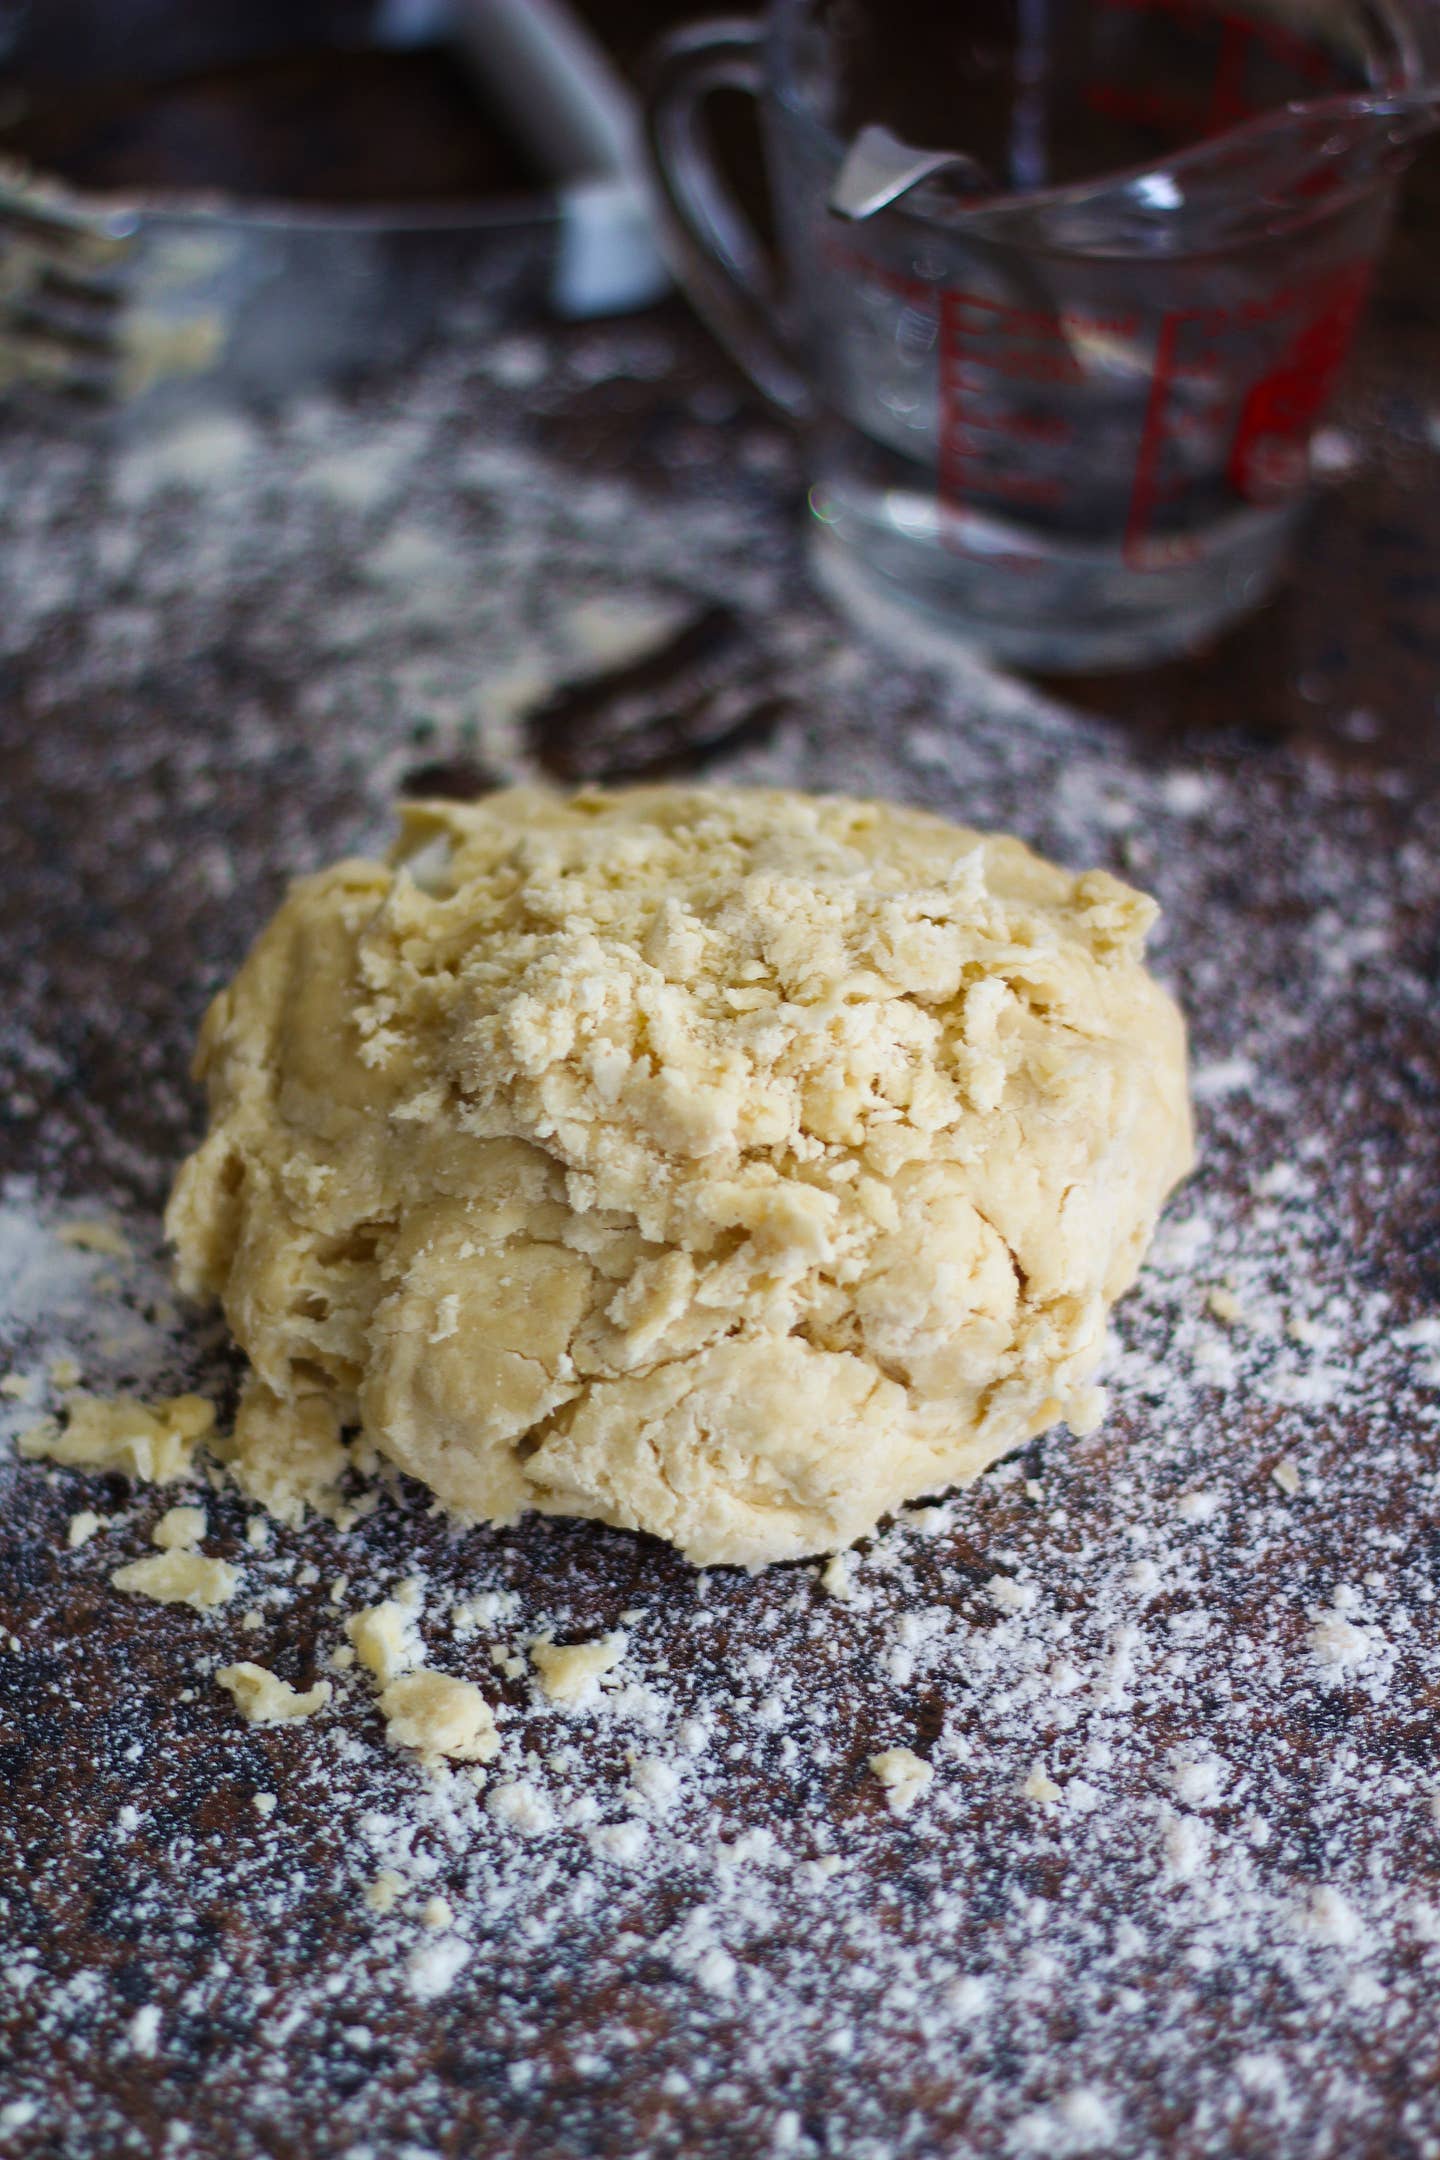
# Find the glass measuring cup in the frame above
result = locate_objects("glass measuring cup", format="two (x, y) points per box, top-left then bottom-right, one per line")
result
(643, 0), (1439, 672)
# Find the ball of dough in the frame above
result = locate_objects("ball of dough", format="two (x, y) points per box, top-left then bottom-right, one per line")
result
(166, 786), (1192, 1567)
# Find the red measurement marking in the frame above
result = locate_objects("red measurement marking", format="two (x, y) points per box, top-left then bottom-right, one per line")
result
(1227, 265), (1371, 504)
(1124, 307), (1184, 570)
(1124, 262), (1371, 567)
(955, 409), (1074, 445)
(822, 232), (934, 307)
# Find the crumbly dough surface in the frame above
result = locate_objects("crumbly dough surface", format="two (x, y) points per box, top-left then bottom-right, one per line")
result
(166, 786), (1192, 1567)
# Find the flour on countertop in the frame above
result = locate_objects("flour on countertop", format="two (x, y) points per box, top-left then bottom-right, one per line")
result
(2, 266), (1440, 2160)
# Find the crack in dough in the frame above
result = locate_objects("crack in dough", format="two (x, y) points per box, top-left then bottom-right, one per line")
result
(166, 786), (1193, 1566)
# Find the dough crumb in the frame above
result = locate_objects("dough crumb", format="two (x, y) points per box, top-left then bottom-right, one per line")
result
(421, 1895), (454, 1931)
(378, 1670), (500, 1762)
(365, 1869), (406, 1914)
(152, 1505), (207, 1550)
(1272, 1456), (1302, 1496)
(820, 1555), (853, 1601)
(111, 1549), (239, 1609)
(1, 1373), (36, 1401)
(21, 1393), (214, 1483)
(530, 1631), (628, 1705)
(869, 1747), (934, 1815)
(1065, 1383), (1107, 1436)
(346, 1599), (424, 1685)
(57, 1219), (131, 1259)
(217, 1662), (331, 1724)
(66, 1510), (105, 1548)
(47, 1355), (82, 1389)
(1023, 1764), (1064, 1804)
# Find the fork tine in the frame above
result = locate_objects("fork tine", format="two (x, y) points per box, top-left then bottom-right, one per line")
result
(0, 291), (123, 358)
(0, 302), (120, 395)
(0, 165), (133, 392)
(0, 157), (134, 264)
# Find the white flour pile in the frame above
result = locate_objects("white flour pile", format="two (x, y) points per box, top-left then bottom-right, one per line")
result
(2, 249), (1440, 2160)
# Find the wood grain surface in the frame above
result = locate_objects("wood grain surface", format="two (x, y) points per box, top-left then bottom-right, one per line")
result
(2, 31), (1440, 2159)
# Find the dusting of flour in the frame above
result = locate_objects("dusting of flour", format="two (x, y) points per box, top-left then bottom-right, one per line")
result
(2, 256), (1440, 2160)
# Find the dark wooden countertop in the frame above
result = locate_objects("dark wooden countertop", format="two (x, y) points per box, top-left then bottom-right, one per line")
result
(2, 17), (1440, 2159)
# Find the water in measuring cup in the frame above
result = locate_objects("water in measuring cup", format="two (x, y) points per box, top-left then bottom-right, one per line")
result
(799, 0), (1376, 669)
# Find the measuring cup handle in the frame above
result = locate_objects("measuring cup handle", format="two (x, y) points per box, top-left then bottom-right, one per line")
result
(642, 19), (814, 420)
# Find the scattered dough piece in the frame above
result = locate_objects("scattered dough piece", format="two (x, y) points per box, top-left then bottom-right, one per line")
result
(1065, 1383), (1107, 1436)
(1023, 1765), (1064, 1804)
(165, 786), (1193, 1567)
(57, 1220), (131, 1259)
(1, 1373), (36, 1401)
(21, 1393), (214, 1482)
(66, 1510), (105, 1548)
(152, 1505), (207, 1550)
(365, 1869), (406, 1914)
(111, 1550), (239, 1609)
(869, 1747), (934, 1816)
(820, 1554), (853, 1601)
(217, 1661), (331, 1724)
(530, 1631), (627, 1705)
(1272, 1457), (1302, 1496)
(48, 1356), (82, 1389)
(378, 1671), (500, 1761)
(346, 1599), (424, 1685)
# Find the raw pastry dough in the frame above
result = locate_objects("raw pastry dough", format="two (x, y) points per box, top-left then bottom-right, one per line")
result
(166, 786), (1191, 1566)
(20, 1393), (214, 1482)
(217, 1662), (332, 1724)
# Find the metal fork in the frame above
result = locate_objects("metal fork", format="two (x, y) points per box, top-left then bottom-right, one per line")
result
(0, 158), (135, 402)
